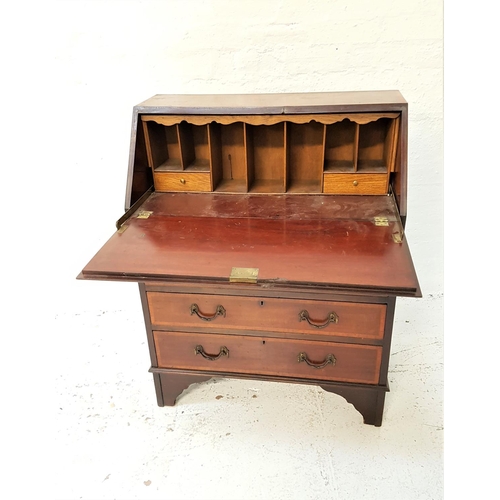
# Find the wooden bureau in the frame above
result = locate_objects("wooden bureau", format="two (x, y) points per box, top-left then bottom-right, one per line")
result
(79, 91), (420, 426)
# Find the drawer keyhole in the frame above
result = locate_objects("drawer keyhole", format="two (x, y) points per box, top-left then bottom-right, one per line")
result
(259, 300), (264, 306)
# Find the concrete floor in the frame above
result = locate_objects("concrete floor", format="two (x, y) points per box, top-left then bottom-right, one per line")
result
(54, 294), (443, 500)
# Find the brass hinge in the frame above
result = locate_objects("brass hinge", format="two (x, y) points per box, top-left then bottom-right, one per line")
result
(136, 210), (153, 219)
(373, 216), (389, 226)
(229, 267), (259, 283)
(373, 214), (404, 244)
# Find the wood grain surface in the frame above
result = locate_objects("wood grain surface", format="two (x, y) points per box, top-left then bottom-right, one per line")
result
(80, 193), (419, 295)
(135, 91), (407, 115)
(147, 292), (386, 340)
(153, 330), (382, 384)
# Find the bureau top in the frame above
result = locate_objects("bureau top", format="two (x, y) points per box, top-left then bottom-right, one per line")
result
(81, 90), (419, 297)
(134, 91), (407, 115)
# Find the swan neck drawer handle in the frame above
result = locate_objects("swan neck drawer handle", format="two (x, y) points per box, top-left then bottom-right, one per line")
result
(194, 345), (229, 361)
(298, 310), (339, 328)
(297, 352), (336, 369)
(190, 303), (226, 321)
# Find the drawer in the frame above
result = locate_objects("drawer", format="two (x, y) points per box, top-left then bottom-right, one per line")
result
(147, 292), (386, 340)
(323, 173), (388, 195)
(154, 331), (382, 385)
(154, 172), (212, 192)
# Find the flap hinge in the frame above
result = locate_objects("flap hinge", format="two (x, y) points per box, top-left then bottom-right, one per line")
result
(373, 216), (389, 226)
(229, 267), (259, 284)
(373, 215), (405, 244)
(136, 210), (153, 219)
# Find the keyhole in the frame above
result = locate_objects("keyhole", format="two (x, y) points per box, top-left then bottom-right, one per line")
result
(259, 300), (264, 306)
(262, 340), (266, 345)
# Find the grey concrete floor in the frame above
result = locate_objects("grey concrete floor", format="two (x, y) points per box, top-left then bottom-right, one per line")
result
(54, 294), (443, 500)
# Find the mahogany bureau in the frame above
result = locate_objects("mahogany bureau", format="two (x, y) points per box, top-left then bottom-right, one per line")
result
(79, 91), (420, 426)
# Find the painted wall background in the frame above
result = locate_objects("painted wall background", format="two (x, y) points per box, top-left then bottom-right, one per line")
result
(2, 1), (445, 497)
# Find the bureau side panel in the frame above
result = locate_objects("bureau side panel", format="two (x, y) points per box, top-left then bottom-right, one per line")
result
(138, 283), (164, 406)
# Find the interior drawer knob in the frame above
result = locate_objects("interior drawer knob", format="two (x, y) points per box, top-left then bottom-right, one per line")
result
(194, 345), (229, 361)
(299, 309), (339, 328)
(353, 180), (358, 186)
(180, 178), (186, 184)
(190, 303), (226, 321)
(297, 352), (336, 369)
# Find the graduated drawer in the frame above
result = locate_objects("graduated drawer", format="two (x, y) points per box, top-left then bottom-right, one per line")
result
(323, 173), (389, 195)
(154, 331), (382, 385)
(153, 172), (212, 192)
(147, 292), (386, 340)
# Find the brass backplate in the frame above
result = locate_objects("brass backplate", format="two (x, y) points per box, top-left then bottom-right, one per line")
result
(229, 267), (259, 283)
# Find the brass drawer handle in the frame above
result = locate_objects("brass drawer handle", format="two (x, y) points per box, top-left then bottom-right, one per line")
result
(298, 352), (336, 369)
(190, 303), (226, 321)
(195, 345), (229, 361)
(299, 310), (339, 328)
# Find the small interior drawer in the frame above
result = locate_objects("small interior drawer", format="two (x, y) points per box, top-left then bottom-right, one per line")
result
(154, 172), (212, 192)
(147, 292), (386, 340)
(154, 331), (382, 385)
(323, 173), (389, 195)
